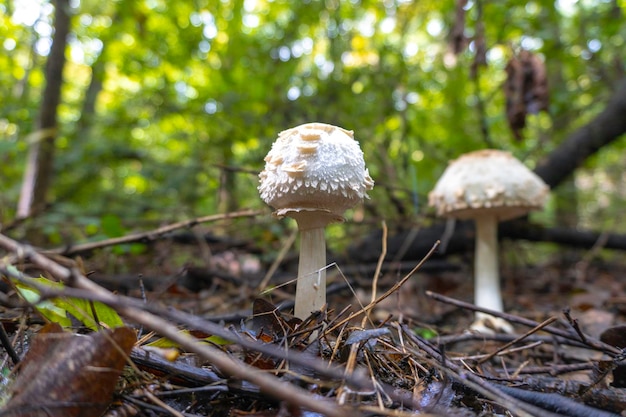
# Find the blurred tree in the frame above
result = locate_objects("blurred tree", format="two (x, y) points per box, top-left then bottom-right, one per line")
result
(0, 0), (624, 245)
(16, 0), (70, 219)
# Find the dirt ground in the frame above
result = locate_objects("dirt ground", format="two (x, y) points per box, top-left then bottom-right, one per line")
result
(2, 228), (626, 417)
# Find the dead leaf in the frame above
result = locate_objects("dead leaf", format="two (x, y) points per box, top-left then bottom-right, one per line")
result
(244, 299), (290, 369)
(504, 49), (549, 140)
(3, 323), (136, 417)
(251, 298), (289, 340)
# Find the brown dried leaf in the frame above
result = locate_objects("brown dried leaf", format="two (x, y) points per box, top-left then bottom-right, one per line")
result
(600, 325), (626, 348)
(3, 323), (136, 417)
(505, 54), (528, 140)
(244, 299), (288, 369)
(504, 49), (549, 141)
(523, 50), (549, 114)
(251, 298), (288, 339)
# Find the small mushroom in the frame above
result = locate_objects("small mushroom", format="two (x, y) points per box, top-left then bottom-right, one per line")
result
(259, 122), (374, 319)
(428, 149), (549, 333)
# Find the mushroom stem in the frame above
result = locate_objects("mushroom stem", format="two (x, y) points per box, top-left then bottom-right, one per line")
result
(294, 227), (326, 319)
(474, 215), (503, 313)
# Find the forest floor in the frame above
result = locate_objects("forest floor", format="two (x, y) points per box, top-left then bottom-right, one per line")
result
(1, 218), (625, 417)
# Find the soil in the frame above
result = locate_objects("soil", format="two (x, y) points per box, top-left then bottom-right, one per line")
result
(1, 228), (626, 417)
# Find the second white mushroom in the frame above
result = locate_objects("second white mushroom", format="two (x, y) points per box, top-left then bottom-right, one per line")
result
(429, 150), (549, 333)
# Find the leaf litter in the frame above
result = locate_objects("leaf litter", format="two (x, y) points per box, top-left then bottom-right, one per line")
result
(0, 218), (625, 416)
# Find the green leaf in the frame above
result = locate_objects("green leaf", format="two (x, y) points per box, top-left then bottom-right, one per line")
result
(100, 213), (125, 238)
(205, 335), (232, 346)
(56, 297), (125, 331)
(13, 276), (124, 331)
(145, 335), (183, 349)
(146, 331), (232, 348)
(15, 284), (72, 328)
(413, 327), (438, 340)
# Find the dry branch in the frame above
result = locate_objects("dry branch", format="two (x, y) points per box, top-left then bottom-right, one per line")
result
(400, 324), (621, 417)
(535, 77), (626, 189)
(46, 208), (262, 256)
(349, 219), (626, 264)
(425, 291), (622, 357)
(0, 233), (351, 417)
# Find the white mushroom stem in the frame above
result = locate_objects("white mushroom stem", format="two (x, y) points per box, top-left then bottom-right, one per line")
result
(290, 211), (336, 319)
(294, 227), (326, 319)
(474, 215), (503, 314)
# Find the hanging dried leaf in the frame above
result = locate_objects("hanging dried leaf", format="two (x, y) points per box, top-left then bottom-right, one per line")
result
(504, 49), (550, 141)
(524, 51), (549, 114)
(505, 55), (526, 140)
(3, 323), (136, 417)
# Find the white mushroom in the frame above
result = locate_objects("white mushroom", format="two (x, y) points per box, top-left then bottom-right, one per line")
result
(259, 122), (374, 319)
(428, 149), (549, 333)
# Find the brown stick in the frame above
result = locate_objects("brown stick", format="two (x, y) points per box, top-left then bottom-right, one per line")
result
(476, 316), (558, 365)
(425, 290), (622, 356)
(46, 208), (262, 255)
(398, 324), (561, 417)
(0, 233), (349, 417)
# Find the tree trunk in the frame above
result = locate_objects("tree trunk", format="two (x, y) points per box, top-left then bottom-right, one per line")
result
(17, 0), (71, 218)
(543, 4), (580, 260)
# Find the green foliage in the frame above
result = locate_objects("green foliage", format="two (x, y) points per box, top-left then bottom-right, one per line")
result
(12, 273), (125, 331)
(146, 331), (232, 349)
(413, 327), (438, 340)
(1, 0), (625, 240)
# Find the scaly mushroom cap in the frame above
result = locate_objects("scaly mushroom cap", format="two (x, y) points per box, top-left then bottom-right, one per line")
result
(428, 149), (549, 221)
(259, 122), (374, 225)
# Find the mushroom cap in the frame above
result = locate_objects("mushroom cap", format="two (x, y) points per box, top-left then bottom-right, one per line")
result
(428, 149), (549, 221)
(258, 122), (374, 224)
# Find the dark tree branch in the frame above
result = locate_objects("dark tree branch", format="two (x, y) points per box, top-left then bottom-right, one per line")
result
(350, 78), (626, 262)
(349, 220), (626, 263)
(535, 78), (626, 189)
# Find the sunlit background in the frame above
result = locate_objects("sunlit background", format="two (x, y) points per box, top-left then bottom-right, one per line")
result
(1, 0), (625, 249)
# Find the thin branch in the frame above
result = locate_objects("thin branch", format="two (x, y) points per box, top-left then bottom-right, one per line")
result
(476, 316), (558, 365)
(46, 208), (262, 256)
(0, 233), (349, 417)
(425, 291), (622, 356)
(0, 322), (20, 365)
(326, 241), (440, 334)
(399, 324), (560, 417)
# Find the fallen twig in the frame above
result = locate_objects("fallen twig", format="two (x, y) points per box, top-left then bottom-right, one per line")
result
(399, 323), (562, 417)
(425, 291), (622, 356)
(0, 233), (350, 417)
(496, 384), (620, 417)
(45, 208), (262, 256)
(0, 322), (20, 365)
(476, 316), (558, 364)
(516, 376), (626, 413)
